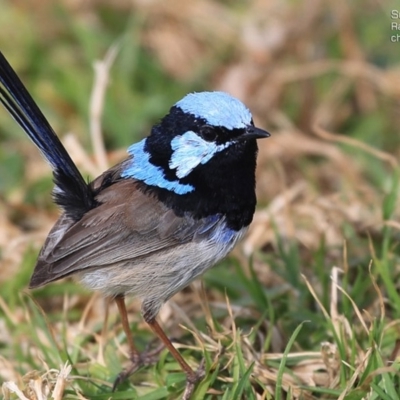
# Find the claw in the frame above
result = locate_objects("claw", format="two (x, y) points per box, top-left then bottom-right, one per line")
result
(182, 358), (206, 400)
(112, 345), (165, 390)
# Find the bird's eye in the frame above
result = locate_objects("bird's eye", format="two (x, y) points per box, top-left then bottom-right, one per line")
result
(200, 125), (217, 141)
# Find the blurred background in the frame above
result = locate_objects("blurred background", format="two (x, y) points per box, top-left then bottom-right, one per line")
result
(1, 0), (400, 399)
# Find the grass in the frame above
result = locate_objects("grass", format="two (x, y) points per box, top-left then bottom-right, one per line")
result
(1, 0), (400, 399)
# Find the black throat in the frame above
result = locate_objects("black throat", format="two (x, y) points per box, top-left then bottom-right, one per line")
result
(142, 131), (259, 231)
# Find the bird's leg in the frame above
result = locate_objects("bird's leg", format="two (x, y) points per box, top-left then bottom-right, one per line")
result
(112, 295), (164, 390)
(145, 317), (206, 400)
(113, 297), (205, 397)
(115, 295), (140, 361)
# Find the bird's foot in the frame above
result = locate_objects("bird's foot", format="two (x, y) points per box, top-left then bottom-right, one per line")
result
(112, 342), (166, 391)
(181, 358), (206, 400)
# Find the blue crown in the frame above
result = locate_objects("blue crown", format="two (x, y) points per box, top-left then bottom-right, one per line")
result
(175, 91), (252, 130)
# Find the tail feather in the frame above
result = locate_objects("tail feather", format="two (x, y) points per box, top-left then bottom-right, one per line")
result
(0, 51), (96, 220)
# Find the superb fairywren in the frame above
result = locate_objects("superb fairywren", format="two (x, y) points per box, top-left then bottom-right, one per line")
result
(0, 51), (270, 399)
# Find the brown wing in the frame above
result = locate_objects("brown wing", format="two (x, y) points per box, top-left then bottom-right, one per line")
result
(29, 177), (206, 288)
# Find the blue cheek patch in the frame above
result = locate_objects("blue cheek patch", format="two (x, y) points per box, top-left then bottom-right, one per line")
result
(175, 91), (252, 130)
(169, 131), (231, 178)
(121, 139), (194, 195)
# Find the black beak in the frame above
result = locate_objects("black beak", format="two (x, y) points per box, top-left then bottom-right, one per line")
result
(239, 125), (271, 141)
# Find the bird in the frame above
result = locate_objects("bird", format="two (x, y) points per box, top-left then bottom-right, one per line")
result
(0, 50), (270, 399)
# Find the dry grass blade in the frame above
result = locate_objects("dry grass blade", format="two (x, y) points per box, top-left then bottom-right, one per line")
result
(90, 43), (120, 173)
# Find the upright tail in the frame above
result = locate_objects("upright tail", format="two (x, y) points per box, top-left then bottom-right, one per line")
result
(0, 51), (96, 220)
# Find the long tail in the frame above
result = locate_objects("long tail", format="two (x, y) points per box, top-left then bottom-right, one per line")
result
(0, 51), (96, 220)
